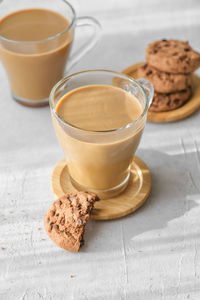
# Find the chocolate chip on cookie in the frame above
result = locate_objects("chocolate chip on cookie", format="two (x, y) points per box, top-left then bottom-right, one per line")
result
(149, 87), (192, 112)
(146, 40), (200, 74)
(44, 192), (99, 252)
(137, 63), (192, 93)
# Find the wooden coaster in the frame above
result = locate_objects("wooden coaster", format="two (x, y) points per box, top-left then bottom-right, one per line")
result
(51, 156), (151, 220)
(122, 62), (200, 123)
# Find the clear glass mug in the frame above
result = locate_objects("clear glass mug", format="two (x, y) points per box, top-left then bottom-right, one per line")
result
(0, 0), (101, 107)
(50, 70), (154, 199)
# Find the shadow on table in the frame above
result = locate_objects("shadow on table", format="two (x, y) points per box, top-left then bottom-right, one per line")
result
(1, 151), (199, 299)
(84, 148), (199, 252)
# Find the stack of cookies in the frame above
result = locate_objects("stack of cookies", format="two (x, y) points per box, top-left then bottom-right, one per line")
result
(138, 40), (200, 112)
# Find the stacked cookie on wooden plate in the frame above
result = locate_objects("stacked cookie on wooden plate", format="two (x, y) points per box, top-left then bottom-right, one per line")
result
(138, 40), (200, 112)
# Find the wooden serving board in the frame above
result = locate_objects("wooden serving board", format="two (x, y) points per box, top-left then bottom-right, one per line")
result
(122, 63), (200, 123)
(51, 156), (152, 220)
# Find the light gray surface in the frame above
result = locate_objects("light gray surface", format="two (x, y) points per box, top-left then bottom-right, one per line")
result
(0, 0), (200, 299)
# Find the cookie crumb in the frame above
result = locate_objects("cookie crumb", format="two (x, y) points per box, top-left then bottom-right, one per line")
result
(37, 228), (41, 231)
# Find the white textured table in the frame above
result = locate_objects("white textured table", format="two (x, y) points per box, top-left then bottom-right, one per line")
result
(1, 0), (200, 299)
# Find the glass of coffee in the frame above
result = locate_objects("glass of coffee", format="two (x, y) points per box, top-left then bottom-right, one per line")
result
(50, 70), (154, 199)
(0, 0), (101, 107)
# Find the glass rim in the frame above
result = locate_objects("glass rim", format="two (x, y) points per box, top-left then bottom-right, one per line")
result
(49, 69), (149, 133)
(0, 0), (76, 44)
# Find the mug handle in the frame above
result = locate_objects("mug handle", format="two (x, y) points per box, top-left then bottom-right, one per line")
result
(66, 17), (101, 72)
(137, 78), (154, 108)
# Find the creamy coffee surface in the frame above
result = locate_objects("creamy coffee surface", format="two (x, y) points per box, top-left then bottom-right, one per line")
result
(56, 85), (142, 131)
(0, 8), (69, 41)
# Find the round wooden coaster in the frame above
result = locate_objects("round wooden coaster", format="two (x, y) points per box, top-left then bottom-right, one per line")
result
(51, 156), (151, 220)
(122, 62), (200, 123)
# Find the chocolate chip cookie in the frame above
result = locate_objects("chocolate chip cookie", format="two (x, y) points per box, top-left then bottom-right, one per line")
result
(44, 192), (99, 252)
(137, 63), (192, 93)
(146, 40), (200, 74)
(149, 87), (192, 112)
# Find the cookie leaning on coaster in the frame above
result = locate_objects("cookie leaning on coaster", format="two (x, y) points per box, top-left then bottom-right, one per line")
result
(44, 192), (99, 252)
(149, 87), (192, 112)
(146, 40), (200, 74)
(137, 63), (192, 93)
